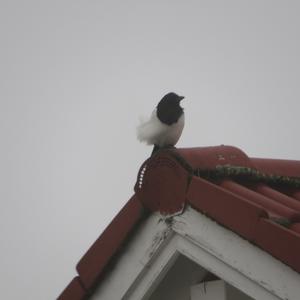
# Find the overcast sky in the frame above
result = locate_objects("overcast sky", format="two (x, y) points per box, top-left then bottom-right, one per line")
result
(1, 1), (300, 299)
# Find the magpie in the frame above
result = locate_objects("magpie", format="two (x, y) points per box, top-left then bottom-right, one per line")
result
(137, 92), (185, 155)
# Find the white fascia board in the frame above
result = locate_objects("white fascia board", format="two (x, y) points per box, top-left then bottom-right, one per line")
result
(173, 206), (300, 300)
(91, 206), (300, 300)
(91, 213), (175, 300)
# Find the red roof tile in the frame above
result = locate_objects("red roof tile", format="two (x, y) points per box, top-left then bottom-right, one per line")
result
(134, 152), (190, 214)
(293, 191), (300, 201)
(220, 180), (300, 221)
(252, 158), (300, 177)
(177, 145), (254, 169)
(186, 176), (267, 239)
(58, 145), (300, 299)
(58, 195), (146, 299)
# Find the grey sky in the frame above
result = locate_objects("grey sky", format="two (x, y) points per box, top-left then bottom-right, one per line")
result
(1, 1), (300, 299)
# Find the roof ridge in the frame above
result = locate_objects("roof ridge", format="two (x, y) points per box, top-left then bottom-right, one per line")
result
(150, 148), (300, 189)
(195, 164), (300, 189)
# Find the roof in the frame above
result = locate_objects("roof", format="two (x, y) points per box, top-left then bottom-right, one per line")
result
(58, 145), (300, 300)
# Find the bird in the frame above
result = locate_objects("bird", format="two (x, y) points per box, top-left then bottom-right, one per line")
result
(137, 92), (185, 155)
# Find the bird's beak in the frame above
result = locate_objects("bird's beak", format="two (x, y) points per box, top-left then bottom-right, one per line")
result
(179, 96), (185, 101)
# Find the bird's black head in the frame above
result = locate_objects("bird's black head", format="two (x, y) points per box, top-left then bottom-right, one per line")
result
(156, 92), (185, 125)
(158, 92), (184, 106)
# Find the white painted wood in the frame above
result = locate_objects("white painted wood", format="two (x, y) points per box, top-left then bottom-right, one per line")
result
(173, 207), (300, 300)
(176, 235), (279, 300)
(90, 213), (174, 300)
(191, 280), (226, 300)
(124, 237), (180, 300)
(90, 206), (300, 300)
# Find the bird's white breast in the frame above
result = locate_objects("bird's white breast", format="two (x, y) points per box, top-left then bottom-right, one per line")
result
(137, 109), (185, 147)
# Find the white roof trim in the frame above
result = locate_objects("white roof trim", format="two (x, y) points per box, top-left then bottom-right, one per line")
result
(91, 206), (300, 300)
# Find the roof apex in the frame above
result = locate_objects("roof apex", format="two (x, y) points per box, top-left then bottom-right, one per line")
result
(58, 145), (300, 300)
